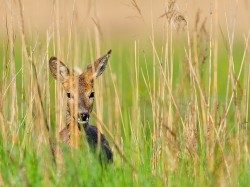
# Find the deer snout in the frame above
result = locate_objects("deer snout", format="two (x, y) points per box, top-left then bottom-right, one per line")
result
(77, 113), (89, 126)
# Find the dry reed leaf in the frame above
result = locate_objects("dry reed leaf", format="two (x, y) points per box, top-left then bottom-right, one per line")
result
(0, 173), (5, 186)
(12, 134), (19, 145)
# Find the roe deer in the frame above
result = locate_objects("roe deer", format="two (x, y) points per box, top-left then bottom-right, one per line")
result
(49, 50), (113, 163)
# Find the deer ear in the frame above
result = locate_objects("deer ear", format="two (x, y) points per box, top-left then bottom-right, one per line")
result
(85, 49), (111, 79)
(49, 57), (70, 82)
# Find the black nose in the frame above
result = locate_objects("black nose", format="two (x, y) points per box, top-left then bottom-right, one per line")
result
(80, 113), (89, 121)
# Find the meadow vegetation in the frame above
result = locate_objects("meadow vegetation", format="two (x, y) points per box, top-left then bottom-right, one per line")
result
(0, 0), (250, 186)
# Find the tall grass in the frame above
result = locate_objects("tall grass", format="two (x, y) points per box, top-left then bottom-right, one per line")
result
(0, 0), (249, 186)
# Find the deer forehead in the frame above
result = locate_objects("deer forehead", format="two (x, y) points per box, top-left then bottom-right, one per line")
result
(63, 75), (93, 94)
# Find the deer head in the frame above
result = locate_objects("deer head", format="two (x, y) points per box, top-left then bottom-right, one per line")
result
(49, 50), (111, 128)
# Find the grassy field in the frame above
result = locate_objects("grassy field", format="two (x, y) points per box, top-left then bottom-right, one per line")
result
(1, 0), (250, 186)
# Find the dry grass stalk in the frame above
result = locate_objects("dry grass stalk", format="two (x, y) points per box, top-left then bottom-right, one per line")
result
(16, 0), (55, 161)
(130, 0), (143, 18)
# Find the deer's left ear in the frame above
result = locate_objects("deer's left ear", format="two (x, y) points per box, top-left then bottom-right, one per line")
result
(84, 49), (111, 79)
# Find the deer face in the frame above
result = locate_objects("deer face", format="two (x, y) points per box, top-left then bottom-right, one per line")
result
(49, 50), (111, 126)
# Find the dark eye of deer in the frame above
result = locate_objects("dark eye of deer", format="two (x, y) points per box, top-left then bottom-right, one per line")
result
(67, 92), (71, 98)
(89, 92), (95, 99)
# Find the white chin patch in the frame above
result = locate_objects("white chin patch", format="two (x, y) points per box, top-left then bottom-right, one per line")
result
(78, 118), (88, 125)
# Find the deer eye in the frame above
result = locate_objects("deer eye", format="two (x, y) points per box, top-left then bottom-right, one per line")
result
(67, 92), (72, 98)
(89, 92), (95, 99)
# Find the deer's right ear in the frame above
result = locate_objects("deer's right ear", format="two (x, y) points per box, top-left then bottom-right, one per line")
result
(49, 57), (70, 82)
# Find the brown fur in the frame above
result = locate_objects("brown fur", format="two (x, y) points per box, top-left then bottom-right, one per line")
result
(49, 50), (111, 149)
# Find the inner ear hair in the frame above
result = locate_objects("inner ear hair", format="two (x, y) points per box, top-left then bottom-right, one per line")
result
(80, 50), (111, 80)
(92, 51), (111, 78)
(49, 57), (70, 81)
